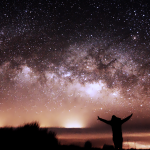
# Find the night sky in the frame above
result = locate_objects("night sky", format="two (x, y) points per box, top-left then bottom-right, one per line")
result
(0, 0), (150, 130)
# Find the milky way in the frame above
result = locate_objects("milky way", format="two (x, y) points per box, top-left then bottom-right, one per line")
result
(0, 0), (150, 127)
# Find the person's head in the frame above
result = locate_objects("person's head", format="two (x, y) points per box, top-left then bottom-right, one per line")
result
(112, 115), (117, 119)
(111, 115), (121, 122)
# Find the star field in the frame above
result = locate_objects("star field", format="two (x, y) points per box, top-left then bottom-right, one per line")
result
(0, 0), (150, 128)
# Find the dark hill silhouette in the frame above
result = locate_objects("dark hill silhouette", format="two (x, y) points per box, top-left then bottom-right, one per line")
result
(103, 144), (114, 150)
(97, 114), (133, 149)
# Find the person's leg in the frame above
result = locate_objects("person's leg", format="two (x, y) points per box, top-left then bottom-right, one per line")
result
(119, 142), (122, 149)
(118, 138), (123, 149)
(114, 138), (122, 149)
(113, 139), (119, 149)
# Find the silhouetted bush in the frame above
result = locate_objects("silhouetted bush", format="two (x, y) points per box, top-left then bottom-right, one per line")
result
(0, 122), (58, 150)
(84, 140), (92, 149)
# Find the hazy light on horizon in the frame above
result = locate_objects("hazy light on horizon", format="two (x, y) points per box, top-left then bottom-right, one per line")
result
(63, 120), (84, 128)
(124, 142), (150, 149)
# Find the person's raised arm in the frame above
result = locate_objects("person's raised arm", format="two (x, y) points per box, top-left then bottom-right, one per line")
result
(97, 116), (111, 125)
(121, 113), (133, 124)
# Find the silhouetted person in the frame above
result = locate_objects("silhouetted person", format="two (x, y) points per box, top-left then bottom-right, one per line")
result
(97, 114), (133, 149)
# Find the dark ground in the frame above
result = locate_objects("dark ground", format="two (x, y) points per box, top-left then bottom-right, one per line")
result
(0, 122), (149, 150)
